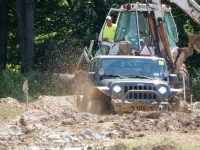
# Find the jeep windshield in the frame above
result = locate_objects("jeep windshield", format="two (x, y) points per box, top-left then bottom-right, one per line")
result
(100, 57), (167, 78)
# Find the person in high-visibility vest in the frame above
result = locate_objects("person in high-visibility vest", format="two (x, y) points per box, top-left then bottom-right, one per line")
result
(103, 16), (117, 42)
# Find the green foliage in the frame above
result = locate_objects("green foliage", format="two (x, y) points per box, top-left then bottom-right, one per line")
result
(190, 69), (200, 101)
(6, 63), (21, 73)
(0, 69), (24, 100)
(35, 38), (85, 73)
(186, 51), (200, 76)
(7, 1), (21, 67)
(164, 138), (184, 149)
(34, 0), (100, 73)
(0, 69), (57, 102)
(183, 12), (200, 76)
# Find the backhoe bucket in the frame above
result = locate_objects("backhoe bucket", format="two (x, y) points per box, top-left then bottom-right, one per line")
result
(185, 30), (200, 53)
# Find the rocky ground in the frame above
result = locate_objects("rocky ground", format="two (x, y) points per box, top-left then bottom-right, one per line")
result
(0, 96), (200, 150)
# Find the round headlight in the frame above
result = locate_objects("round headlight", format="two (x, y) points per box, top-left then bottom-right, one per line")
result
(158, 86), (167, 94)
(99, 68), (105, 75)
(113, 85), (122, 93)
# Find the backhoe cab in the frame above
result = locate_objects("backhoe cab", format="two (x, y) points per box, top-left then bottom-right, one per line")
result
(96, 2), (178, 62)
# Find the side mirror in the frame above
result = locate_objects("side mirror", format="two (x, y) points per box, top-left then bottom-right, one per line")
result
(163, 70), (169, 78)
(169, 74), (178, 85)
(162, 70), (169, 81)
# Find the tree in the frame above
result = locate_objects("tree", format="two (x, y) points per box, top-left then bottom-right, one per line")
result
(0, 0), (8, 70)
(15, 0), (35, 72)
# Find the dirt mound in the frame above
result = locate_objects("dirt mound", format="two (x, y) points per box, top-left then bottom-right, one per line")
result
(0, 97), (25, 110)
(28, 95), (76, 110)
(148, 142), (181, 150)
(133, 142), (181, 150)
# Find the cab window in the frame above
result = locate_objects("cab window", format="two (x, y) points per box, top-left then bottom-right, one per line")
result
(164, 12), (179, 48)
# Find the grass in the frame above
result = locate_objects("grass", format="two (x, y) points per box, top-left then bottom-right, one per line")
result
(0, 106), (24, 119)
(164, 137), (200, 150)
(121, 139), (159, 150)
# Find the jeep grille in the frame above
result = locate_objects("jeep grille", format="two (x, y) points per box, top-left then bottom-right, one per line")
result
(124, 85), (157, 101)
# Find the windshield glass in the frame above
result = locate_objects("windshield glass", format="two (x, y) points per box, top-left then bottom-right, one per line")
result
(164, 12), (178, 48)
(114, 11), (154, 51)
(115, 11), (139, 50)
(100, 58), (166, 78)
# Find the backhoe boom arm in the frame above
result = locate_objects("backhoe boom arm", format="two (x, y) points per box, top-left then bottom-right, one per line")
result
(169, 0), (200, 24)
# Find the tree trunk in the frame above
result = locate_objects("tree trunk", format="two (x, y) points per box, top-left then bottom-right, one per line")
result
(15, 0), (35, 72)
(0, 0), (8, 70)
(25, 0), (35, 72)
(66, 0), (72, 7)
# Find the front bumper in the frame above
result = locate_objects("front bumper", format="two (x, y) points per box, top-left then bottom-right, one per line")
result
(111, 90), (169, 113)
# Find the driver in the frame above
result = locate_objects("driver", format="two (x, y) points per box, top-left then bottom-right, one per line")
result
(103, 16), (117, 42)
(140, 65), (154, 76)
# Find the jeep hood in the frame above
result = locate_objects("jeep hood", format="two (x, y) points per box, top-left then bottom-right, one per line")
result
(99, 78), (169, 87)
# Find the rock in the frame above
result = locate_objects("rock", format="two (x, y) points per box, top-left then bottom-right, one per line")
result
(46, 134), (61, 141)
(64, 135), (80, 142)
(83, 129), (93, 136)
(168, 125), (175, 131)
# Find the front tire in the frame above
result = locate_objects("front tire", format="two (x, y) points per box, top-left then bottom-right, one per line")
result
(87, 99), (104, 115)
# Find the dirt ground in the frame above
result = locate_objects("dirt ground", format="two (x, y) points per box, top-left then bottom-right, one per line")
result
(0, 96), (200, 150)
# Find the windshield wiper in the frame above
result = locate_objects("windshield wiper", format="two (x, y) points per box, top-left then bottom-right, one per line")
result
(103, 74), (153, 79)
(128, 75), (153, 79)
(103, 74), (127, 79)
